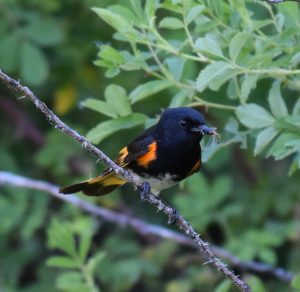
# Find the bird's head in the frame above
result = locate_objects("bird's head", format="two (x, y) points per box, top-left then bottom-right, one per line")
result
(156, 107), (218, 144)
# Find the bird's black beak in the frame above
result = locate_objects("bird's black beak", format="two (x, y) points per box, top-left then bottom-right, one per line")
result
(191, 124), (218, 136)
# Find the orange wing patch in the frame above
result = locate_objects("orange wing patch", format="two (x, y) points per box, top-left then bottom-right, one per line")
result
(188, 159), (201, 176)
(137, 141), (157, 168)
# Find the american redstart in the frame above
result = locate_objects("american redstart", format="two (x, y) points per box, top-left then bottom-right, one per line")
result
(60, 107), (217, 197)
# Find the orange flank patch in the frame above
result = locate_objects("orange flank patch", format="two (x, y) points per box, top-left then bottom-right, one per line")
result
(137, 141), (157, 168)
(188, 159), (201, 176)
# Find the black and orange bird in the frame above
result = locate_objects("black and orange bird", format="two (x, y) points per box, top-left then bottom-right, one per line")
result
(60, 107), (217, 197)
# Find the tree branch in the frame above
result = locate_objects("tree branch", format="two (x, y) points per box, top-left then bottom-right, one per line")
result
(264, 0), (300, 3)
(0, 171), (293, 284)
(0, 69), (250, 291)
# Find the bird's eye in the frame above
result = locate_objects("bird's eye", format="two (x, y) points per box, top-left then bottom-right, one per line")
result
(179, 120), (187, 128)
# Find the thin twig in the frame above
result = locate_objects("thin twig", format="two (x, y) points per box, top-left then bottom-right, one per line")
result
(0, 69), (250, 291)
(0, 171), (293, 284)
(263, 0), (300, 3)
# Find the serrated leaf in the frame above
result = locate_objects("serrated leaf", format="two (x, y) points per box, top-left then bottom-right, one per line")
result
(83, 98), (118, 118)
(240, 74), (258, 103)
(236, 104), (275, 129)
(21, 42), (48, 85)
(129, 80), (172, 103)
(46, 256), (79, 269)
(196, 62), (240, 92)
(254, 127), (279, 156)
(268, 82), (288, 118)
(86, 114), (146, 143)
(159, 17), (184, 29)
(229, 32), (249, 62)
(195, 35), (223, 57)
(186, 5), (205, 24)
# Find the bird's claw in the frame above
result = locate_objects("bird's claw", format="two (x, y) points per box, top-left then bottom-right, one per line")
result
(168, 209), (180, 225)
(140, 182), (151, 201)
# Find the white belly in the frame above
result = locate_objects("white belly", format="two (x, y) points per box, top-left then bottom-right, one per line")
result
(136, 173), (178, 195)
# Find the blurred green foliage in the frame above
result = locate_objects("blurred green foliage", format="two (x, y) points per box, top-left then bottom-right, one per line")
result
(1, 0), (300, 291)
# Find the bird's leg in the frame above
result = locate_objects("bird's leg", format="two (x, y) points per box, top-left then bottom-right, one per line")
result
(139, 182), (180, 225)
(156, 194), (180, 225)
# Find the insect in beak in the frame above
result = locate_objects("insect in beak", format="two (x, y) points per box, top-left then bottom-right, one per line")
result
(191, 125), (220, 138)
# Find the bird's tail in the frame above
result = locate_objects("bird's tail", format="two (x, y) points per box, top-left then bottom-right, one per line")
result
(60, 172), (126, 196)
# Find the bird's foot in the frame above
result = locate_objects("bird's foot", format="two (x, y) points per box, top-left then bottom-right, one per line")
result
(139, 182), (151, 201)
(139, 182), (180, 224)
(156, 194), (180, 225)
(167, 208), (180, 225)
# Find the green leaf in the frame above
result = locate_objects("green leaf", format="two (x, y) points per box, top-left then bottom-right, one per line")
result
(292, 273), (300, 289)
(26, 18), (64, 46)
(215, 279), (232, 292)
(186, 5), (205, 25)
(46, 256), (79, 269)
(86, 114), (146, 143)
(105, 85), (132, 117)
(236, 104), (275, 129)
(229, 32), (249, 62)
(196, 62), (241, 92)
(247, 276), (266, 292)
(159, 17), (184, 29)
(86, 252), (106, 274)
(105, 66), (120, 78)
(92, 8), (141, 40)
(169, 89), (191, 107)
(195, 35), (223, 57)
(21, 42), (48, 85)
(267, 133), (300, 160)
(79, 232), (92, 263)
(240, 74), (258, 103)
(48, 220), (77, 257)
(130, 0), (144, 22)
(97, 45), (124, 65)
(292, 98), (300, 116)
(0, 34), (20, 72)
(83, 98), (118, 118)
(166, 57), (186, 82)
(254, 127), (279, 156)
(129, 80), (172, 103)
(145, 0), (158, 22)
(107, 5), (139, 25)
(56, 272), (88, 291)
(268, 82), (288, 118)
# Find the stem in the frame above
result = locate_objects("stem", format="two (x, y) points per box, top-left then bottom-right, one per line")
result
(191, 97), (237, 111)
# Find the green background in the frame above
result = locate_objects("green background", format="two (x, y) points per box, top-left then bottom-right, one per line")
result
(0, 0), (300, 291)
